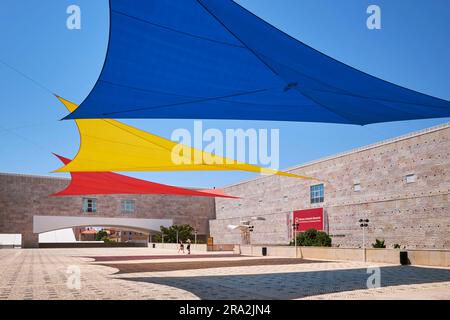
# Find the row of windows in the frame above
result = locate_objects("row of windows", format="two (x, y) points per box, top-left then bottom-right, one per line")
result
(82, 174), (420, 210)
(82, 198), (135, 213)
(352, 174), (416, 192)
(309, 174), (417, 204)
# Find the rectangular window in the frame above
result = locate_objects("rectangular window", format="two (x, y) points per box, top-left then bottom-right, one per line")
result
(121, 200), (135, 213)
(82, 198), (97, 213)
(406, 174), (416, 184)
(354, 183), (361, 192)
(310, 184), (324, 204)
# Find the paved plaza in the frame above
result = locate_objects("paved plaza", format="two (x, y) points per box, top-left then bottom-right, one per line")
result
(1, 247), (450, 300)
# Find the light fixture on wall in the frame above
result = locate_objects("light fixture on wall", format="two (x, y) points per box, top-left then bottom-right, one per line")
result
(227, 216), (265, 245)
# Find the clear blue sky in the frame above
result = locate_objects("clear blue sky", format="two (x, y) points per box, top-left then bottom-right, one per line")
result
(0, 0), (449, 188)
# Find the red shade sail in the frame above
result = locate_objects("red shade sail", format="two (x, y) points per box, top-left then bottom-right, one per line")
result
(50, 154), (238, 198)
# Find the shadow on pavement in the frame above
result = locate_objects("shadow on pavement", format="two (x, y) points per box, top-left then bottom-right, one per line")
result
(86, 253), (240, 262)
(118, 266), (450, 299)
(101, 258), (326, 273)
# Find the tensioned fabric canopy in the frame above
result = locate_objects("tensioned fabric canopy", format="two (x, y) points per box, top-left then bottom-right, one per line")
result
(55, 97), (316, 180)
(63, 0), (450, 124)
(51, 154), (238, 198)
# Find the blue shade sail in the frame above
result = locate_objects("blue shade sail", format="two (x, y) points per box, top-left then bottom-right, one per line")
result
(64, 0), (450, 125)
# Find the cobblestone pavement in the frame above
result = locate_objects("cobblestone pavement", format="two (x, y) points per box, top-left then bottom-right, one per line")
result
(0, 248), (449, 300)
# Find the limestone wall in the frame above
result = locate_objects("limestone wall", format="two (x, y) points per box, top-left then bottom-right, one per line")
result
(237, 245), (450, 267)
(0, 174), (216, 247)
(212, 123), (450, 249)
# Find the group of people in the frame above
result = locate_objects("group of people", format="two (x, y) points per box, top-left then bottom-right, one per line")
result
(177, 238), (192, 254)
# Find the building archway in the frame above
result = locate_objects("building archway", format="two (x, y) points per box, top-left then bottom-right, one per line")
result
(25, 215), (173, 248)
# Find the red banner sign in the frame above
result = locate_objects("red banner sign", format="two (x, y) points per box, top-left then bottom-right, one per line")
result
(293, 208), (324, 232)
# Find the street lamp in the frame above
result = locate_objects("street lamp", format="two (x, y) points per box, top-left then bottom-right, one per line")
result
(248, 225), (254, 243)
(292, 222), (299, 258)
(359, 219), (369, 248)
(194, 230), (198, 245)
(359, 218), (369, 262)
(248, 225), (254, 255)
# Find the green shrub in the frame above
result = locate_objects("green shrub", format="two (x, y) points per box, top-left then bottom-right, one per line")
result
(153, 224), (194, 243)
(101, 236), (111, 243)
(95, 229), (108, 241)
(372, 239), (386, 248)
(291, 228), (332, 247)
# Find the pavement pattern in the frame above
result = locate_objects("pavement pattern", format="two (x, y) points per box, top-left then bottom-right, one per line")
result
(0, 248), (450, 300)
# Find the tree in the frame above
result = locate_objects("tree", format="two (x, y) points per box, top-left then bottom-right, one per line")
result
(153, 224), (194, 243)
(95, 229), (108, 241)
(292, 228), (332, 247)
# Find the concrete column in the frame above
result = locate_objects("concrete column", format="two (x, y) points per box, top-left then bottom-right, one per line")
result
(22, 233), (39, 248)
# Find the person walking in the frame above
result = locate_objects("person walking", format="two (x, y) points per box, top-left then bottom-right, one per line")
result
(186, 239), (192, 255)
(178, 240), (184, 254)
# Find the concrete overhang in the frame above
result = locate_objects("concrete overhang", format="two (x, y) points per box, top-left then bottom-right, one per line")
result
(33, 215), (172, 234)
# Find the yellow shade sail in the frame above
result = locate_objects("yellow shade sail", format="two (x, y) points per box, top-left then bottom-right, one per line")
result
(54, 96), (317, 180)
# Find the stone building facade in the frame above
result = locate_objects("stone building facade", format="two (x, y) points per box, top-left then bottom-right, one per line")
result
(0, 174), (215, 248)
(210, 123), (450, 249)
(2, 123), (450, 249)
